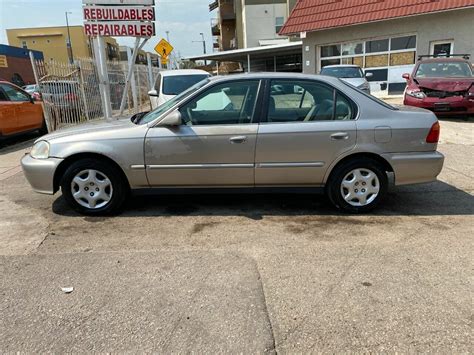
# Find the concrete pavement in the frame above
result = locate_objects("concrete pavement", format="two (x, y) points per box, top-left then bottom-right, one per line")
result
(0, 120), (472, 352)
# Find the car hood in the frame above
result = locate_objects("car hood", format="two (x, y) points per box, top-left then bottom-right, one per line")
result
(414, 77), (473, 92)
(340, 77), (366, 87)
(38, 117), (136, 143)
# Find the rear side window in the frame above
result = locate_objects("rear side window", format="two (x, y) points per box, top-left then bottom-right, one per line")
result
(266, 80), (356, 123)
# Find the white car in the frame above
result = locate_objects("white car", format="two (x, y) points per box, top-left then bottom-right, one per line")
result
(148, 69), (210, 109)
(320, 65), (372, 94)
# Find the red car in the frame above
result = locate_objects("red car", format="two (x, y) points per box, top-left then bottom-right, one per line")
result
(403, 55), (474, 116)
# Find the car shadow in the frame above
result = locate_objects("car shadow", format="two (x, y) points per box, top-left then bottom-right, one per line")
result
(0, 131), (39, 155)
(52, 180), (473, 218)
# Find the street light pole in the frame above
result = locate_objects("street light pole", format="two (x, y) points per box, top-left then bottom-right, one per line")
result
(65, 11), (74, 64)
(193, 32), (207, 66)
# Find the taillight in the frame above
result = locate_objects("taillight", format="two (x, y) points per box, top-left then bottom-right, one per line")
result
(426, 121), (440, 143)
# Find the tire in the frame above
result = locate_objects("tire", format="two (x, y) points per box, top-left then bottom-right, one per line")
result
(60, 158), (128, 215)
(326, 158), (388, 213)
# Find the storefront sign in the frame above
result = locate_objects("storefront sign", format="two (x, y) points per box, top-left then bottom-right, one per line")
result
(0, 55), (8, 68)
(83, 0), (154, 5)
(83, 6), (155, 21)
(84, 21), (155, 37)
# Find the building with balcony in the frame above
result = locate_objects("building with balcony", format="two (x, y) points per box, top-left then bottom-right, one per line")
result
(209, 0), (298, 51)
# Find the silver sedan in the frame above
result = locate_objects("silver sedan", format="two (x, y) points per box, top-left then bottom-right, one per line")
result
(21, 73), (444, 215)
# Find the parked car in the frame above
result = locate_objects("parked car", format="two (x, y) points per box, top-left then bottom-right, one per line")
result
(320, 65), (372, 94)
(148, 69), (210, 109)
(21, 73), (444, 215)
(0, 80), (46, 140)
(23, 84), (42, 101)
(402, 55), (474, 116)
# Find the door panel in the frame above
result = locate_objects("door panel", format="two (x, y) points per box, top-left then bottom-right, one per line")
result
(0, 102), (18, 135)
(255, 121), (356, 185)
(145, 124), (257, 186)
(17, 102), (43, 130)
(255, 79), (357, 186)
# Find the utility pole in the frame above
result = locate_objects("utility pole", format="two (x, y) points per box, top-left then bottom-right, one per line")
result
(193, 32), (207, 66)
(65, 11), (74, 64)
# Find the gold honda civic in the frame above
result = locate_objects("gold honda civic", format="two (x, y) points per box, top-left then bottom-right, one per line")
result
(21, 73), (444, 215)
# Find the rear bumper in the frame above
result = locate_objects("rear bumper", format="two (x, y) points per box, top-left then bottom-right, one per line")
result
(381, 151), (444, 186)
(403, 95), (474, 115)
(21, 154), (63, 194)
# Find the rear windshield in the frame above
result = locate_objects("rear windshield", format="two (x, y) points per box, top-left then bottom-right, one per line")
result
(162, 74), (210, 95)
(415, 62), (473, 78)
(321, 67), (363, 78)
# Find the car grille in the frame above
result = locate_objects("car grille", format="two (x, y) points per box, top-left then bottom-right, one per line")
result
(422, 88), (466, 98)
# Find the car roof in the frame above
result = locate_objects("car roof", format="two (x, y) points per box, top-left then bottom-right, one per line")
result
(208, 72), (342, 85)
(160, 69), (210, 77)
(322, 64), (361, 69)
(417, 57), (471, 64)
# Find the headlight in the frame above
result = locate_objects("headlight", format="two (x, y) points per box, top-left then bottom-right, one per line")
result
(30, 141), (50, 159)
(406, 89), (426, 99)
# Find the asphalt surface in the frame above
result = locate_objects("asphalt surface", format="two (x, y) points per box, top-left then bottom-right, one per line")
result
(0, 120), (472, 352)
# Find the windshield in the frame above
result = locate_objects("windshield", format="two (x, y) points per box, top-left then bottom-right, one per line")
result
(138, 78), (210, 125)
(415, 62), (473, 78)
(162, 74), (210, 95)
(321, 67), (363, 78)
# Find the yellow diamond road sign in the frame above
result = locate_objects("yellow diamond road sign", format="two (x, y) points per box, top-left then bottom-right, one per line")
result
(154, 38), (173, 59)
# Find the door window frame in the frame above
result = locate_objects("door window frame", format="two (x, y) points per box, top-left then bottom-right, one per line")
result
(0, 83), (31, 102)
(259, 78), (358, 124)
(176, 79), (265, 126)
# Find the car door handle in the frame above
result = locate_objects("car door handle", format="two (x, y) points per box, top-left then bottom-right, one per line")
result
(229, 136), (247, 144)
(330, 132), (349, 140)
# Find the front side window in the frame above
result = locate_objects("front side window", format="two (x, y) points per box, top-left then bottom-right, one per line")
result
(0, 84), (30, 102)
(266, 80), (355, 123)
(179, 80), (260, 126)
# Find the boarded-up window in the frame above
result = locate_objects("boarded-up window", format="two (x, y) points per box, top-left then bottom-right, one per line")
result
(341, 57), (364, 67)
(390, 51), (415, 66)
(365, 54), (388, 68)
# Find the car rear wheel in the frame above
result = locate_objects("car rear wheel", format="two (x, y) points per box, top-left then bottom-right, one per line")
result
(60, 158), (128, 215)
(326, 158), (388, 213)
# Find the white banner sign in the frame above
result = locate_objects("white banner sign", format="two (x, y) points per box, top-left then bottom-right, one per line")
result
(83, 0), (154, 4)
(84, 21), (155, 37)
(84, 6), (155, 21)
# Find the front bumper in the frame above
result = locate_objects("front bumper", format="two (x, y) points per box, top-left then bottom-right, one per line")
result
(21, 154), (63, 194)
(381, 151), (444, 186)
(403, 95), (474, 115)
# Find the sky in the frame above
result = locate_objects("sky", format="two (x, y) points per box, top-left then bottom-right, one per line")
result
(0, 0), (214, 58)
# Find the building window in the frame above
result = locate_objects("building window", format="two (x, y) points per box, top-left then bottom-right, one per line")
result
(366, 39), (389, 53)
(390, 35), (416, 50)
(321, 44), (341, 58)
(275, 17), (285, 34)
(22, 41), (27, 48)
(47, 39), (50, 43)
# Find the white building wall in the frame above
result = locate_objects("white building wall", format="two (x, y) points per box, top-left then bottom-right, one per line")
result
(243, 3), (288, 48)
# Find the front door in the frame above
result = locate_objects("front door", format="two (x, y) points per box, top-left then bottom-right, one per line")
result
(255, 79), (356, 186)
(145, 80), (262, 186)
(0, 83), (40, 131)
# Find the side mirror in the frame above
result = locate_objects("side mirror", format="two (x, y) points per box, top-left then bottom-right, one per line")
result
(158, 110), (182, 126)
(148, 89), (158, 97)
(365, 72), (373, 78)
(402, 73), (410, 80)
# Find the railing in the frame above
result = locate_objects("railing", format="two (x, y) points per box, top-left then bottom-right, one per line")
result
(30, 57), (160, 132)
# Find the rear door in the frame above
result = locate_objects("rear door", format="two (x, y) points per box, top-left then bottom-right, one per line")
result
(255, 79), (357, 186)
(145, 79), (262, 186)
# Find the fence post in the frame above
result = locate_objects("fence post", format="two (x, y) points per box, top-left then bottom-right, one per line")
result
(126, 46), (138, 112)
(146, 52), (154, 91)
(77, 60), (90, 121)
(93, 37), (113, 120)
(29, 51), (52, 133)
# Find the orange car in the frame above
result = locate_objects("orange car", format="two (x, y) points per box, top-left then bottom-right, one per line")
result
(0, 80), (46, 140)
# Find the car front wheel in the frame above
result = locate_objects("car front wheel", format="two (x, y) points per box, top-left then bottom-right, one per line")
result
(60, 158), (128, 215)
(326, 158), (388, 213)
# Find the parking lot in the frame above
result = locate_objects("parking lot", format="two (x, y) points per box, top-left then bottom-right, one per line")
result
(0, 119), (472, 352)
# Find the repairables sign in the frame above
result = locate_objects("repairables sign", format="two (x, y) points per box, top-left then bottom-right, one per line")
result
(83, 0), (155, 37)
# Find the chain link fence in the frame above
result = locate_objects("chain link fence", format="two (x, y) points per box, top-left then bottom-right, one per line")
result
(30, 57), (160, 132)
